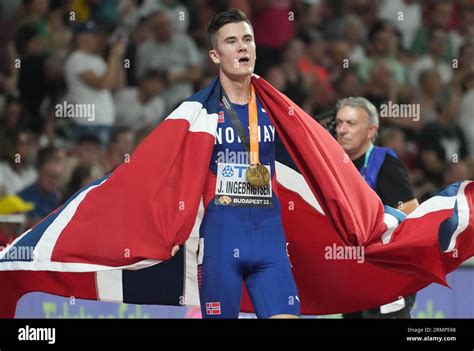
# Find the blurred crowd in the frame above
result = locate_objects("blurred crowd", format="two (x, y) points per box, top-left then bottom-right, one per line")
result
(0, 0), (473, 234)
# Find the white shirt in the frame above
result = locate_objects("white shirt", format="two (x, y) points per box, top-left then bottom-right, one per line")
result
(138, 0), (190, 34)
(409, 55), (453, 88)
(0, 162), (37, 195)
(349, 45), (366, 66)
(114, 87), (167, 130)
(136, 34), (201, 111)
(63, 50), (116, 126)
(379, 0), (422, 50)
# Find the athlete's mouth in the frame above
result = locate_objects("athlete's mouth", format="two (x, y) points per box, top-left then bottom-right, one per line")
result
(238, 57), (250, 64)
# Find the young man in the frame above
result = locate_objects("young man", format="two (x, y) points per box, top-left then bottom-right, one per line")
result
(172, 9), (300, 319)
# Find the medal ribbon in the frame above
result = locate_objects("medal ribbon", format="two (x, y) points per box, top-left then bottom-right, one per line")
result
(248, 84), (259, 165)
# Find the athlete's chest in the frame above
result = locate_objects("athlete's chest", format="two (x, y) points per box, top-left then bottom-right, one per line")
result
(214, 100), (276, 148)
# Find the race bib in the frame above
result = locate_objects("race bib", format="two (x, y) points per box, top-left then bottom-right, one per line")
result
(215, 163), (272, 207)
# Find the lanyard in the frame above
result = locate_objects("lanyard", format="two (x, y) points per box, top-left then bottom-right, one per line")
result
(221, 84), (259, 165)
(359, 143), (374, 179)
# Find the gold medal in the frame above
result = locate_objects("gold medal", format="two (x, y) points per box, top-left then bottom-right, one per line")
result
(246, 164), (270, 187)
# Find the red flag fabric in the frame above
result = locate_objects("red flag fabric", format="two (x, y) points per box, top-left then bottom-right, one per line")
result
(1, 76), (473, 317)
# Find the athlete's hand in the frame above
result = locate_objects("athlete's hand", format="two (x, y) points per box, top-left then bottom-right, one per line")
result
(171, 245), (180, 257)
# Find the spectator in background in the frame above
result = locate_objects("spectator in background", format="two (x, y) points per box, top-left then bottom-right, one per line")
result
(364, 60), (397, 109)
(379, 0), (422, 51)
(89, 0), (119, 26)
(411, 1), (456, 62)
(62, 134), (105, 186)
(136, 10), (201, 112)
(266, 39), (311, 109)
(102, 127), (135, 173)
(71, 0), (92, 23)
(379, 126), (418, 172)
(45, 0), (72, 58)
(64, 164), (94, 200)
(459, 72), (474, 157)
(17, 145), (63, 226)
(138, 0), (190, 34)
(0, 35), (19, 98)
(114, 69), (166, 132)
(123, 15), (153, 86)
(298, 31), (336, 111)
(0, 96), (28, 133)
(452, 42), (474, 93)
(16, 0), (49, 36)
(63, 21), (125, 146)
(415, 68), (442, 127)
(15, 23), (50, 132)
(0, 130), (37, 195)
(0, 1), (23, 20)
(328, 40), (352, 82)
(443, 161), (472, 188)
(409, 27), (454, 88)
(342, 14), (366, 66)
(251, 0), (294, 77)
(419, 90), (469, 185)
(450, 4), (474, 57)
(420, 161), (472, 203)
(358, 20), (406, 86)
(0, 194), (33, 247)
(346, 0), (380, 29)
(334, 69), (362, 99)
(295, 0), (323, 41)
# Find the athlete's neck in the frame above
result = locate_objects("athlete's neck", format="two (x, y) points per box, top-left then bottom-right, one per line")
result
(220, 71), (251, 105)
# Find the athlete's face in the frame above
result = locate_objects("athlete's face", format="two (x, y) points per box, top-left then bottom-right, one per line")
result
(336, 106), (377, 158)
(209, 21), (256, 80)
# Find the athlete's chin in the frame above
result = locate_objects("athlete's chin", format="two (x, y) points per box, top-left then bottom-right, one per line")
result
(233, 66), (254, 77)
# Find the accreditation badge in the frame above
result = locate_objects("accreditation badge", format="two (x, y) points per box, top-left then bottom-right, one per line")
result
(215, 163), (273, 207)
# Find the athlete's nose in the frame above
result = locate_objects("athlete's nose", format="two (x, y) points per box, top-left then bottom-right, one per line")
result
(238, 40), (248, 52)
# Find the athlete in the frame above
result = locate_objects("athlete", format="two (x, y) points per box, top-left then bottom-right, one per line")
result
(171, 9), (300, 319)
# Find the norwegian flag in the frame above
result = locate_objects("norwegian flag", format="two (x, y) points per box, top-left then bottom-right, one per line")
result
(218, 110), (225, 123)
(0, 75), (473, 318)
(206, 302), (221, 315)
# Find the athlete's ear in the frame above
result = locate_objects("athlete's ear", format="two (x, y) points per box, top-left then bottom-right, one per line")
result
(209, 49), (219, 65)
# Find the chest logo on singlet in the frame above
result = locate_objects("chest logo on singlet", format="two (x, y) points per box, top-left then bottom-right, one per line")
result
(215, 163), (272, 207)
(214, 125), (275, 145)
